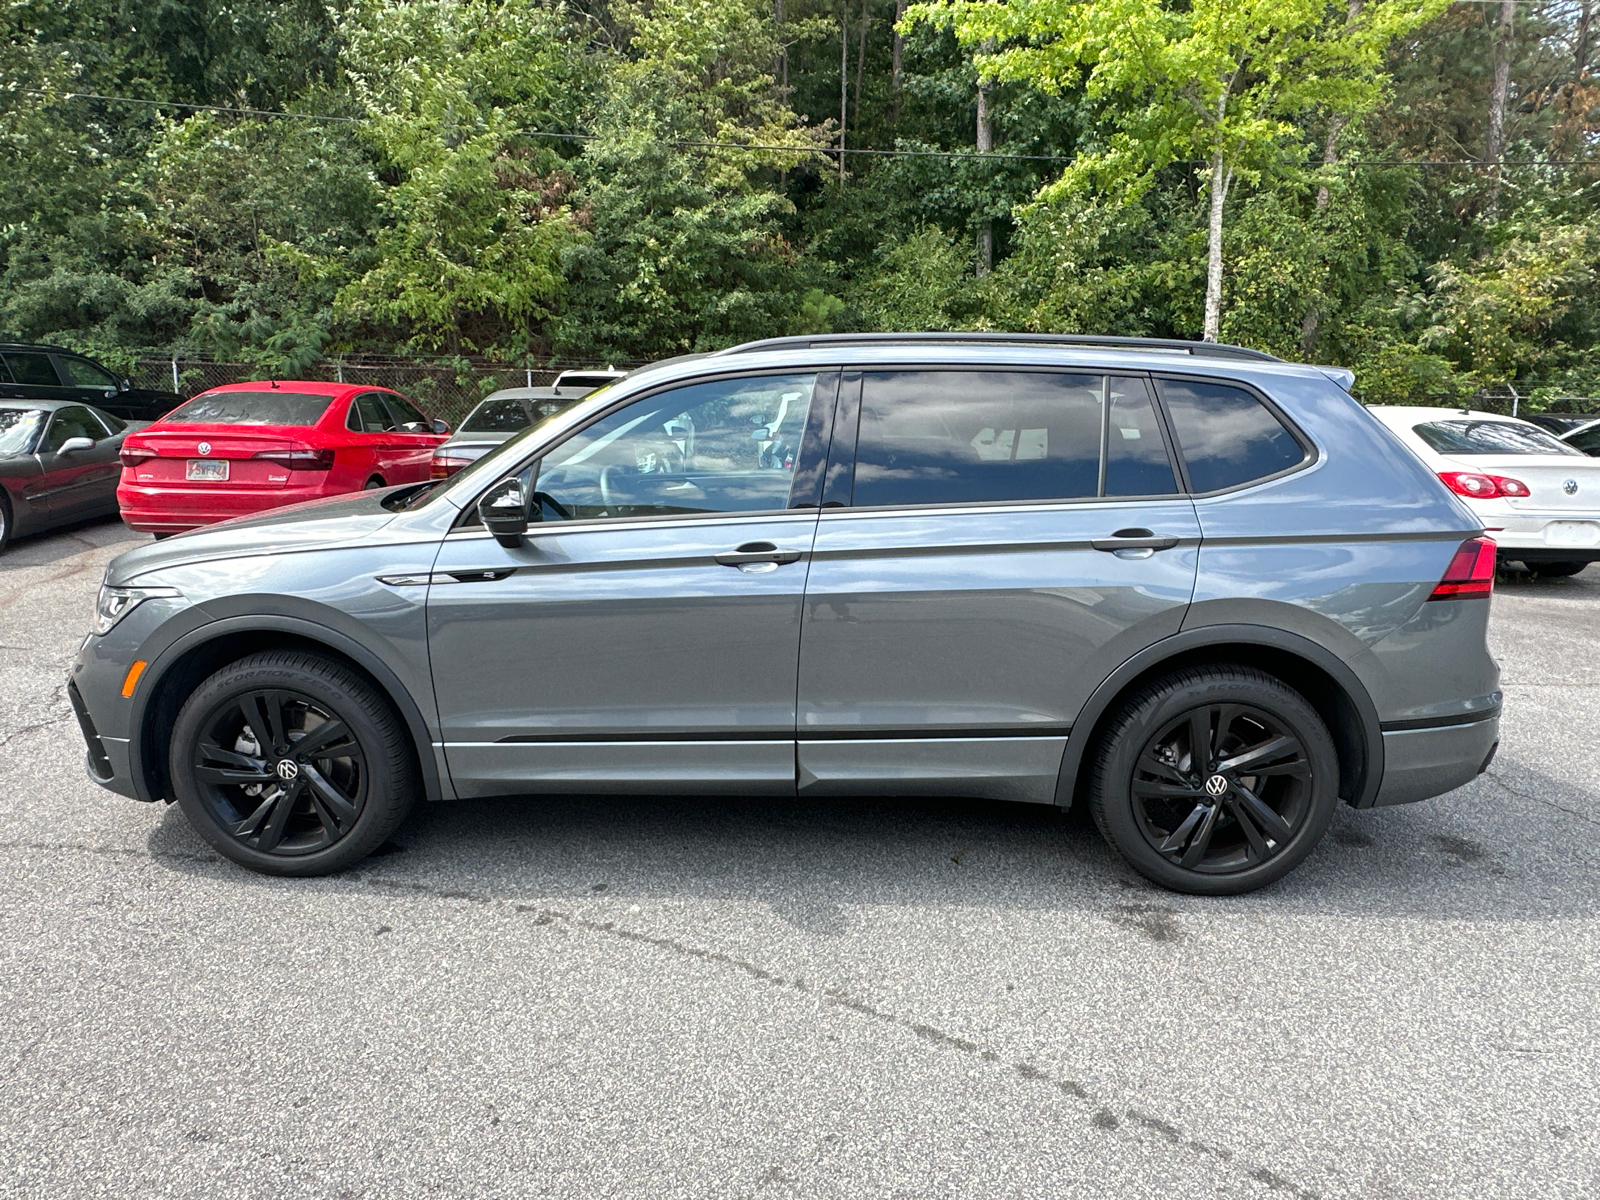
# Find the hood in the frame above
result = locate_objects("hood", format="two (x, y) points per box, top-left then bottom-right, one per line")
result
(107, 488), (402, 585)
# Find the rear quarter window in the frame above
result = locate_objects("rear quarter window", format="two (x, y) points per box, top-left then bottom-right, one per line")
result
(1158, 379), (1307, 493)
(163, 391), (333, 426)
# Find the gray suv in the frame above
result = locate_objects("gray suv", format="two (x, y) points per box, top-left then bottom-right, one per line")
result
(69, 335), (1501, 894)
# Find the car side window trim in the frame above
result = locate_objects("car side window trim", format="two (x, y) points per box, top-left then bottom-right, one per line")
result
(785, 370), (842, 509)
(452, 367), (845, 530)
(834, 367), (1182, 513)
(1149, 372), (1318, 498)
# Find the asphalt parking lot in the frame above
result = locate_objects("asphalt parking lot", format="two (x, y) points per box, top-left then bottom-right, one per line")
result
(1, 518), (1596, 1200)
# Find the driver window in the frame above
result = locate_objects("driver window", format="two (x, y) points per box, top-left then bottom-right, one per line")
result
(41, 406), (98, 452)
(533, 373), (817, 521)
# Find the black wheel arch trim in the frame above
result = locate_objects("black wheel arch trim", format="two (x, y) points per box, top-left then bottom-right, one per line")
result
(1053, 623), (1385, 811)
(127, 614), (445, 806)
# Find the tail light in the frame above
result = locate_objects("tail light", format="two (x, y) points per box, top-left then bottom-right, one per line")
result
(1428, 536), (1497, 601)
(119, 446), (157, 468)
(431, 452), (473, 479)
(251, 448), (335, 471)
(1438, 471), (1529, 499)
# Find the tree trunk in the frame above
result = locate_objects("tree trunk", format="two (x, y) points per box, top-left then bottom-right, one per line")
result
(1300, 0), (1364, 355)
(891, 0), (905, 123)
(1203, 150), (1232, 343)
(975, 42), (993, 277)
(1485, 0), (1514, 216)
(855, 3), (868, 127)
(839, 1), (849, 183)
(1578, 2), (1592, 80)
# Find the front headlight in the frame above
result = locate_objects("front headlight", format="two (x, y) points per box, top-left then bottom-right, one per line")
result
(93, 584), (183, 636)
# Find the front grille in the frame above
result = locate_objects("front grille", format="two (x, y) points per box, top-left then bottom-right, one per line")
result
(67, 679), (115, 782)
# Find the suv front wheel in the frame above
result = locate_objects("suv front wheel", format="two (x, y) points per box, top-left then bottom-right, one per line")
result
(169, 650), (418, 875)
(1090, 666), (1339, 895)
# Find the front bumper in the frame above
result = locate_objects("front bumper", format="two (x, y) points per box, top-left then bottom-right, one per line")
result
(67, 679), (140, 799)
(1373, 714), (1500, 807)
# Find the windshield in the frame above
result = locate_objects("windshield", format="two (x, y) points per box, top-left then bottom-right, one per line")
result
(163, 390), (334, 426)
(1414, 419), (1583, 457)
(0, 408), (44, 455)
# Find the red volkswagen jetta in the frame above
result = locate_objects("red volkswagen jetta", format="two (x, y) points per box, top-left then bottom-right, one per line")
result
(117, 382), (449, 535)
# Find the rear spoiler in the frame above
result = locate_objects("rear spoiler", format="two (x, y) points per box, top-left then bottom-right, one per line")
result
(1316, 365), (1355, 392)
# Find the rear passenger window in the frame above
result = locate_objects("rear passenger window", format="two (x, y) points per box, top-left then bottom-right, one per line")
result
(1105, 377), (1178, 497)
(1158, 380), (1305, 493)
(349, 392), (398, 433)
(853, 371), (1103, 507)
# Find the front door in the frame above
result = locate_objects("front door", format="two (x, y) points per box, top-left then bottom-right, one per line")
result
(37, 406), (124, 519)
(428, 370), (836, 797)
(796, 369), (1201, 803)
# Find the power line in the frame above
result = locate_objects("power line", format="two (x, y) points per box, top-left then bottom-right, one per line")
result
(44, 90), (1600, 169)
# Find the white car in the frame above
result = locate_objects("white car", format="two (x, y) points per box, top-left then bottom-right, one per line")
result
(1368, 405), (1600, 576)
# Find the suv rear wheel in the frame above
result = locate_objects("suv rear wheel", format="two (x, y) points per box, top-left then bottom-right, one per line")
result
(1090, 665), (1339, 895)
(169, 650), (417, 876)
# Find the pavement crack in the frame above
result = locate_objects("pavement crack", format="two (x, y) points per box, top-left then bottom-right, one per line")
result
(350, 870), (1325, 1198)
(1482, 769), (1600, 830)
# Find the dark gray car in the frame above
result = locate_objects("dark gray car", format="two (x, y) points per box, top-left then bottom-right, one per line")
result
(0, 400), (136, 552)
(68, 335), (1501, 894)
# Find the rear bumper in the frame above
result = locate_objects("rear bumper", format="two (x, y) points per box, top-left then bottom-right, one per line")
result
(116, 481), (334, 531)
(1484, 511), (1600, 558)
(1372, 714), (1500, 807)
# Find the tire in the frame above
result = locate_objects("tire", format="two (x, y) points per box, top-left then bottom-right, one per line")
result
(0, 491), (11, 554)
(169, 650), (418, 876)
(364, 477), (385, 490)
(1526, 560), (1588, 577)
(1089, 665), (1339, 896)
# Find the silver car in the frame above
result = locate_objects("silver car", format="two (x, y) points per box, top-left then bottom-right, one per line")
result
(69, 335), (1501, 894)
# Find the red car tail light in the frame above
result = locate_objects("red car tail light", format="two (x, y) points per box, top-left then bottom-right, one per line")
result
(1428, 536), (1497, 601)
(1438, 471), (1531, 499)
(1438, 471), (1499, 498)
(251, 448), (335, 471)
(1488, 474), (1530, 497)
(431, 453), (473, 479)
(119, 446), (157, 468)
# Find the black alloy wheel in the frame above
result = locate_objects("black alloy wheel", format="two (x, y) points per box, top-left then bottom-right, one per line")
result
(1090, 666), (1339, 895)
(1130, 703), (1311, 874)
(191, 688), (367, 856)
(0, 492), (10, 553)
(170, 650), (417, 876)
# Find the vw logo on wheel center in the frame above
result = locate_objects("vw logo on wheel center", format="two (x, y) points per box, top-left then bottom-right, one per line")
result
(1205, 774), (1230, 798)
(275, 759), (299, 782)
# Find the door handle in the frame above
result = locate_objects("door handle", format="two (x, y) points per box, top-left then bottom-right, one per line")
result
(1091, 528), (1181, 552)
(714, 541), (803, 567)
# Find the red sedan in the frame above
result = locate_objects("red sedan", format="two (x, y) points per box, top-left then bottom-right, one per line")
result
(117, 381), (450, 534)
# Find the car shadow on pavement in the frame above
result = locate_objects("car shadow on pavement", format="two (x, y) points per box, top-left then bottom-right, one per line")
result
(142, 756), (1600, 929)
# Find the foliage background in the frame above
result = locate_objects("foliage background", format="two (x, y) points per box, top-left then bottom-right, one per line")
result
(3, 0), (1599, 405)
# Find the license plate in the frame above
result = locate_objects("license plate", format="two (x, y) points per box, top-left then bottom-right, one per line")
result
(186, 459), (229, 482)
(1544, 520), (1600, 548)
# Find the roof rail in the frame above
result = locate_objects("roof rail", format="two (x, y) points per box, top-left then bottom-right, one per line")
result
(712, 332), (1282, 363)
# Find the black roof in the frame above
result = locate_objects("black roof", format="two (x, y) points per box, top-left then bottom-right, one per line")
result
(0, 341), (79, 355)
(714, 332), (1282, 362)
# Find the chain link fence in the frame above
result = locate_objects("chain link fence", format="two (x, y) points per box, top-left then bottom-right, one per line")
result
(126, 355), (633, 428)
(1423, 393), (1600, 418)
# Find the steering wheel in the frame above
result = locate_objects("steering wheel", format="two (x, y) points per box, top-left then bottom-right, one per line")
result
(532, 491), (573, 521)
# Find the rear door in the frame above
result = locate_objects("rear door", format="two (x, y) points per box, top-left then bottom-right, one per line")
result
(378, 391), (442, 482)
(347, 391), (404, 482)
(795, 369), (1201, 803)
(1, 352), (73, 405)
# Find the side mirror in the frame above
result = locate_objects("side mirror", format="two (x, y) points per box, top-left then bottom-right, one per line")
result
(119, 378), (132, 392)
(58, 437), (95, 455)
(478, 476), (529, 548)
(431, 418), (450, 435)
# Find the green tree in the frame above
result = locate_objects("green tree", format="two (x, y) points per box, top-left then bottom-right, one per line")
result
(909, 0), (1445, 340)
